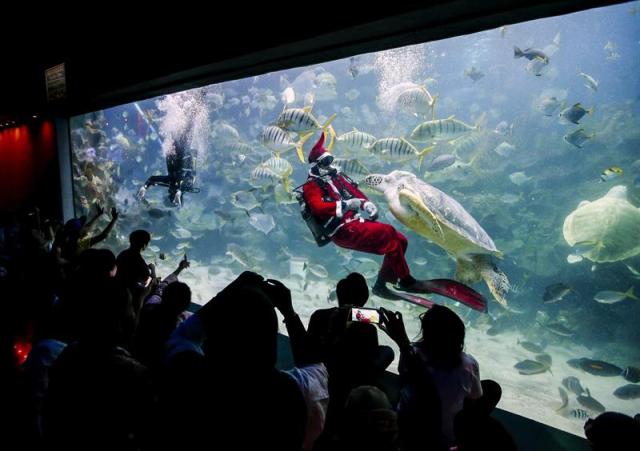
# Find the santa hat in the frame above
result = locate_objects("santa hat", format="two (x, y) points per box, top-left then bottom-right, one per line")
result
(308, 133), (330, 164)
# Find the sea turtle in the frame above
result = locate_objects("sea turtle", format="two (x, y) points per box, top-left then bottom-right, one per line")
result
(364, 170), (509, 306)
(563, 185), (640, 262)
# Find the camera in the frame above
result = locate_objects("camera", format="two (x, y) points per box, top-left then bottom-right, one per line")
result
(350, 307), (380, 325)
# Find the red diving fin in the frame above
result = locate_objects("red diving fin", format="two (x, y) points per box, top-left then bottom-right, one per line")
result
(396, 278), (487, 313)
(372, 283), (435, 309)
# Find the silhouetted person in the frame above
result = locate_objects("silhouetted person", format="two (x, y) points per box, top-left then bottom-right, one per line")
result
(57, 248), (119, 344)
(43, 281), (154, 451)
(403, 305), (485, 448)
(161, 272), (306, 451)
(335, 385), (399, 451)
(584, 412), (640, 451)
(134, 257), (191, 371)
(58, 205), (118, 262)
(116, 229), (153, 315)
(307, 272), (392, 369)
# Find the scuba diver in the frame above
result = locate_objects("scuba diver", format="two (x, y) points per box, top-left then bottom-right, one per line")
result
(137, 135), (199, 207)
(300, 133), (487, 312)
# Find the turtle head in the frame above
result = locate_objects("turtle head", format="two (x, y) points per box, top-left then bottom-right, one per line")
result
(363, 173), (386, 192)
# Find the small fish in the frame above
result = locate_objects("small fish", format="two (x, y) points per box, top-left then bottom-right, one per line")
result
(577, 359), (623, 377)
(499, 25), (508, 38)
(556, 387), (569, 412)
(579, 72), (598, 92)
(464, 66), (484, 82)
(594, 287), (638, 304)
(526, 58), (549, 76)
(493, 121), (513, 135)
(600, 166), (623, 182)
(543, 283), (574, 303)
(281, 87), (295, 104)
(494, 142), (516, 157)
(562, 376), (587, 396)
(613, 384), (640, 400)
(396, 86), (437, 118)
(147, 208), (170, 219)
(563, 128), (595, 148)
(307, 263), (329, 278)
(625, 264), (640, 278)
(577, 389), (606, 414)
(569, 409), (590, 420)
(622, 366), (640, 383)
(542, 322), (575, 337)
(509, 171), (532, 186)
(514, 46), (549, 62)
(518, 339), (546, 353)
(559, 103), (593, 125)
(537, 96), (563, 116)
(159, 252), (166, 260)
(514, 359), (551, 375)
(248, 212), (276, 235)
(428, 154), (457, 171)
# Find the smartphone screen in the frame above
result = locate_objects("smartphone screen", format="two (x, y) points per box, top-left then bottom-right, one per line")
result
(351, 307), (380, 324)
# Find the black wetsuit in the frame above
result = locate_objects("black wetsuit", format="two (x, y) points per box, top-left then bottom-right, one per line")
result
(143, 135), (199, 205)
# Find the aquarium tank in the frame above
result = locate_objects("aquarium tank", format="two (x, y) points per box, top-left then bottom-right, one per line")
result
(68, 1), (640, 437)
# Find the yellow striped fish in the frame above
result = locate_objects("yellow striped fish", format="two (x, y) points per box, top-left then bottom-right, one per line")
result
(370, 138), (434, 170)
(336, 129), (377, 152)
(410, 115), (481, 142)
(600, 166), (623, 182)
(260, 125), (312, 162)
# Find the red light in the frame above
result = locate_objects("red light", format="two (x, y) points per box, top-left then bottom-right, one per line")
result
(13, 341), (32, 365)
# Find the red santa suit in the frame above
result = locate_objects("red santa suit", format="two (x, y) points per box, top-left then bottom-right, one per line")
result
(302, 136), (410, 284)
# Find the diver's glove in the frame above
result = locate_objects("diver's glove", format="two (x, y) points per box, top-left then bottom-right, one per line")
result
(137, 186), (147, 200)
(342, 198), (363, 212)
(173, 190), (182, 208)
(364, 201), (378, 221)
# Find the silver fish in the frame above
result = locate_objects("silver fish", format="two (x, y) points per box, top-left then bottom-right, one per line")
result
(538, 96), (563, 116)
(559, 103), (593, 125)
(579, 72), (598, 92)
(370, 138), (434, 166)
(410, 115), (479, 142)
(613, 384), (640, 400)
(514, 46), (549, 62)
(563, 128), (594, 148)
(336, 129), (377, 151)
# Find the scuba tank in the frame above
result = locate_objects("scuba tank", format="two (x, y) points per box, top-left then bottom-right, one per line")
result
(294, 184), (331, 247)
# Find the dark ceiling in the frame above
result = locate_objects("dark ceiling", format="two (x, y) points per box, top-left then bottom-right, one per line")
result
(1, 0), (624, 119)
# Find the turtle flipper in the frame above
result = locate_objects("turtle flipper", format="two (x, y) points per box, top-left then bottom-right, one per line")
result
(398, 188), (445, 240)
